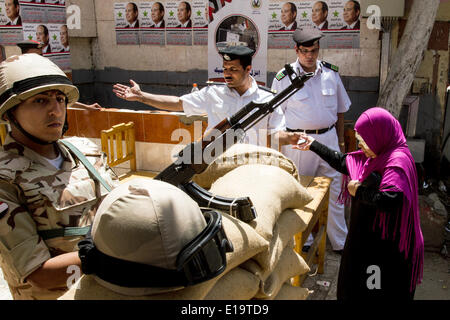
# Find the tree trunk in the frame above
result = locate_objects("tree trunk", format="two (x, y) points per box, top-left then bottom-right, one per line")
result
(377, 0), (440, 118)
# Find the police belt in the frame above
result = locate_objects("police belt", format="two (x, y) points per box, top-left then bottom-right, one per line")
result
(286, 124), (335, 135)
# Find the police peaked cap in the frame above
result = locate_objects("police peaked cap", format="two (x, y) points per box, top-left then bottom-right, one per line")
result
(293, 27), (323, 47)
(218, 42), (255, 61)
(16, 40), (44, 50)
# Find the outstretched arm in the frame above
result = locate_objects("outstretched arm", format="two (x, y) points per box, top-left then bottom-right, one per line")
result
(113, 80), (184, 112)
(293, 133), (348, 174)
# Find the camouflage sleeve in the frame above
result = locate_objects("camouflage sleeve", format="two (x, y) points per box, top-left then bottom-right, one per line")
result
(0, 180), (51, 285)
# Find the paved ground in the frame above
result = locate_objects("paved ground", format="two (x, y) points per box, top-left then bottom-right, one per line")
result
(302, 238), (450, 300)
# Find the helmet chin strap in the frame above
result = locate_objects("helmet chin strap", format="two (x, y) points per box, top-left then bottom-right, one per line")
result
(6, 106), (68, 146)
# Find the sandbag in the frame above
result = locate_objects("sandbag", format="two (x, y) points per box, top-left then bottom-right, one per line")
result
(59, 211), (269, 300)
(209, 164), (313, 240)
(59, 275), (219, 300)
(253, 208), (312, 274)
(274, 284), (312, 300)
(253, 246), (310, 300)
(193, 144), (300, 189)
(204, 268), (260, 300)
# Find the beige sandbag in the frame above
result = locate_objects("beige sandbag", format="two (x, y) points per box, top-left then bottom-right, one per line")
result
(59, 275), (219, 300)
(193, 144), (299, 189)
(209, 164), (313, 240)
(253, 247), (310, 300)
(60, 211), (269, 300)
(220, 212), (269, 270)
(274, 284), (312, 300)
(204, 267), (260, 300)
(253, 208), (312, 274)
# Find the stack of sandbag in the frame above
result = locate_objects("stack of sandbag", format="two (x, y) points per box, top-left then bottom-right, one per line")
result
(59, 144), (314, 300)
(203, 163), (313, 300)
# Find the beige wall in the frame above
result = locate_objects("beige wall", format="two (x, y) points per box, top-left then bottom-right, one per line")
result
(66, 0), (381, 77)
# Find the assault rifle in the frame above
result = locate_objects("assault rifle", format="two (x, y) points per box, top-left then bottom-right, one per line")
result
(155, 65), (313, 222)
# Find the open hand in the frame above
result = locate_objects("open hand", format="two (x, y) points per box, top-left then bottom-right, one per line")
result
(113, 80), (142, 102)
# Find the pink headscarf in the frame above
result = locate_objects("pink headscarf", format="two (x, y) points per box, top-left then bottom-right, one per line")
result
(339, 107), (424, 291)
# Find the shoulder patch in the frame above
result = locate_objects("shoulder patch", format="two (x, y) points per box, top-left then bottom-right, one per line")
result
(275, 69), (287, 81)
(321, 61), (339, 72)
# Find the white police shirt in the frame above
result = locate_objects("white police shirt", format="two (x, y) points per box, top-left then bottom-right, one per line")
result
(180, 77), (285, 147)
(271, 59), (351, 130)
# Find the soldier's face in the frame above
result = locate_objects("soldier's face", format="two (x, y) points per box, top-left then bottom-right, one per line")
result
(312, 2), (326, 25)
(296, 43), (319, 72)
(151, 4), (164, 23)
(281, 3), (295, 26)
(343, 1), (359, 24)
(222, 59), (250, 88)
(177, 2), (190, 23)
(5, 0), (19, 20)
(12, 90), (66, 142)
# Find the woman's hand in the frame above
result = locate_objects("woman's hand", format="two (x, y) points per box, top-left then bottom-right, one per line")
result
(292, 133), (315, 151)
(348, 180), (362, 197)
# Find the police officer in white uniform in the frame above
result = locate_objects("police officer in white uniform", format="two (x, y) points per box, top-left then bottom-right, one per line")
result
(113, 43), (297, 147)
(272, 28), (351, 253)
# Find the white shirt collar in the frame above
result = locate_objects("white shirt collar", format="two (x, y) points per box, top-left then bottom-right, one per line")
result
(181, 20), (190, 27)
(284, 22), (295, 30)
(10, 16), (19, 25)
(345, 20), (358, 29)
(225, 76), (258, 97)
(317, 21), (326, 29)
(155, 20), (163, 27)
(127, 20), (137, 28)
(295, 59), (322, 77)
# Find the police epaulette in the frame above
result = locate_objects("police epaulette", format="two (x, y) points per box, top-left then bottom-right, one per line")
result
(321, 61), (339, 72)
(275, 69), (287, 81)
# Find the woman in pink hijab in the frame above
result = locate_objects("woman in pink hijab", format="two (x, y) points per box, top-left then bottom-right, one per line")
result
(294, 107), (423, 300)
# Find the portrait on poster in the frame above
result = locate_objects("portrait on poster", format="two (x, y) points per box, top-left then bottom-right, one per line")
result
(268, 0), (360, 49)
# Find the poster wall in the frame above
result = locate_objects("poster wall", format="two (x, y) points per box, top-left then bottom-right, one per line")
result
(114, 1), (210, 46)
(113, 1), (361, 51)
(207, 0), (268, 85)
(0, 0), (71, 72)
(268, 0), (361, 49)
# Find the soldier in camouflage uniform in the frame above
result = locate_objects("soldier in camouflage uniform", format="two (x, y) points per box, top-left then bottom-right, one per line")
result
(0, 54), (118, 299)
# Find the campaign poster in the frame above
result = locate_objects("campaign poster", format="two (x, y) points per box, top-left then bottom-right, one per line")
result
(139, 1), (166, 45)
(166, 0), (193, 46)
(0, 0), (24, 45)
(208, 0), (268, 85)
(115, 2), (140, 45)
(268, 0), (361, 49)
(192, 0), (207, 45)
